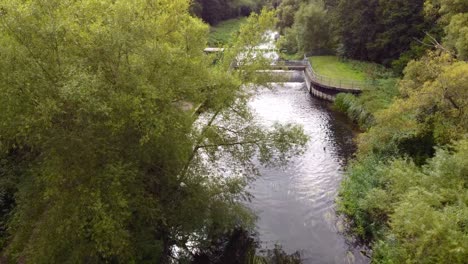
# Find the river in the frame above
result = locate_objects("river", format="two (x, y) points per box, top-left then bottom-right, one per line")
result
(246, 74), (369, 264)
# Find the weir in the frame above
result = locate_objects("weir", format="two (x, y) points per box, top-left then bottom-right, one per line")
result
(206, 45), (366, 102)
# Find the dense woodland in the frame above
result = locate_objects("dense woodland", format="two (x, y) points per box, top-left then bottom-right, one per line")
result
(277, 0), (444, 71)
(191, 0), (271, 25)
(278, 0), (467, 262)
(0, 0), (467, 263)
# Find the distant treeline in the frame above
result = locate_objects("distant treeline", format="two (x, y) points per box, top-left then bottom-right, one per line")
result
(191, 0), (270, 25)
(277, 0), (443, 72)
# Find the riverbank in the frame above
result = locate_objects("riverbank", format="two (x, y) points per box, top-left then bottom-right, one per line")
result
(324, 57), (398, 127)
(334, 53), (468, 263)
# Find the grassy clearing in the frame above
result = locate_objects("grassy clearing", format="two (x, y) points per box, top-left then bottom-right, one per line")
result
(208, 17), (247, 46)
(309, 56), (368, 81)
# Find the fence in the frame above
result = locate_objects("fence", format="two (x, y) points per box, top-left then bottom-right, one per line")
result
(304, 59), (370, 90)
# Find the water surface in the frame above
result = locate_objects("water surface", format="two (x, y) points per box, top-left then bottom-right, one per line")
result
(247, 80), (368, 264)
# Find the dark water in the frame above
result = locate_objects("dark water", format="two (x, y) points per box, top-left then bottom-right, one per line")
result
(247, 79), (369, 264)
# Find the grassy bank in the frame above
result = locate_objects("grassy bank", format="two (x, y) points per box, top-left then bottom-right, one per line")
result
(334, 78), (398, 128)
(208, 17), (247, 46)
(309, 56), (367, 81)
(312, 55), (398, 127)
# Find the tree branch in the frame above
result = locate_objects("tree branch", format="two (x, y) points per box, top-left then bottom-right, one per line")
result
(196, 140), (262, 149)
(178, 108), (223, 180)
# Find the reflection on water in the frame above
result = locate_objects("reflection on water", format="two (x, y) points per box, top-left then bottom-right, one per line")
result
(247, 82), (368, 264)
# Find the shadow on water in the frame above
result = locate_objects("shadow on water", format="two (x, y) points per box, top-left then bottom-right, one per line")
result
(192, 229), (302, 264)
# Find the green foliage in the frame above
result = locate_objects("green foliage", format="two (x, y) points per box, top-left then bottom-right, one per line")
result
(336, 0), (433, 67)
(339, 49), (467, 263)
(277, 27), (299, 55)
(278, 1), (335, 55)
(334, 94), (374, 128)
(276, 0), (300, 34)
(391, 26), (444, 74)
(193, 0), (264, 25)
(427, 0), (468, 59)
(277, 0), (453, 71)
(209, 17), (247, 46)
(0, 1), (307, 262)
(395, 53), (465, 140)
(374, 141), (468, 263)
(335, 1), (468, 263)
(339, 155), (392, 239)
(445, 13), (468, 60)
(368, 0), (428, 65)
(353, 52), (467, 159)
(278, 50), (302, 60)
(340, 140), (468, 262)
(334, 78), (399, 128)
(329, 57), (398, 129)
(0, 148), (36, 249)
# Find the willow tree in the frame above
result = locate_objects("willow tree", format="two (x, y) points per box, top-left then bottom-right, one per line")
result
(0, 0), (306, 262)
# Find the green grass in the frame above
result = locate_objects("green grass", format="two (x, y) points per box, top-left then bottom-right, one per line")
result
(309, 56), (368, 81)
(279, 52), (302, 60)
(208, 17), (247, 46)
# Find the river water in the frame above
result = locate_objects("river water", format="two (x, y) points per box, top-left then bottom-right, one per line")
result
(246, 74), (368, 264)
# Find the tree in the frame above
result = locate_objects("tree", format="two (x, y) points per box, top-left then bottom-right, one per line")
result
(193, 0), (265, 25)
(445, 13), (468, 59)
(278, 0), (335, 55)
(293, 1), (334, 55)
(276, 0), (300, 33)
(368, 0), (427, 65)
(0, 1), (306, 262)
(335, 0), (431, 67)
(428, 0), (468, 60)
(356, 51), (467, 159)
(336, 0), (379, 60)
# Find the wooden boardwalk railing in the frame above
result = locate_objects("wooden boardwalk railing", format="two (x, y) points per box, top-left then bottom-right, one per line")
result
(304, 60), (370, 91)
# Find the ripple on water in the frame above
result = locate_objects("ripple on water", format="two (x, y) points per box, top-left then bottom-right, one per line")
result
(247, 83), (368, 264)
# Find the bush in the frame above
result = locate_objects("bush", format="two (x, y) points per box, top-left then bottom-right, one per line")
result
(333, 78), (398, 129)
(373, 140), (468, 263)
(338, 155), (389, 239)
(340, 139), (468, 263)
(334, 93), (374, 128)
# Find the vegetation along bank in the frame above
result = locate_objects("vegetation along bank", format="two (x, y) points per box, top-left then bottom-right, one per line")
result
(277, 0), (467, 262)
